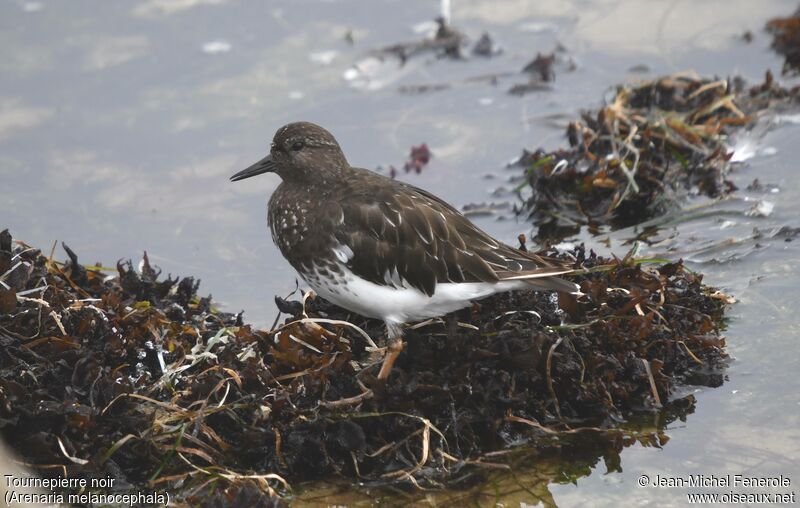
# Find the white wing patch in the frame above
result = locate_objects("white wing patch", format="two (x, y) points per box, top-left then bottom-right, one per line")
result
(332, 244), (354, 263)
(382, 267), (406, 288)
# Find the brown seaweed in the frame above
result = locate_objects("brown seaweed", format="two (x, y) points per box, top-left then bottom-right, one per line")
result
(0, 229), (729, 503)
(767, 7), (800, 74)
(514, 72), (799, 242)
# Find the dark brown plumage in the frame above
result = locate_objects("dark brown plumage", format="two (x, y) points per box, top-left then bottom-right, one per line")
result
(231, 122), (577, 382)
(233, 122), (575, 298)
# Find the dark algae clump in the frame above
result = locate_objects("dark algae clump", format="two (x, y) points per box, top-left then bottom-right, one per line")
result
(767, 7), (800, 75)
(0, 228), (729, 503)
(514, 72), (799, 242)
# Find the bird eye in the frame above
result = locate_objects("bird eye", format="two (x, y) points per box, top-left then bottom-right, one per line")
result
(291, 141), (304, 151)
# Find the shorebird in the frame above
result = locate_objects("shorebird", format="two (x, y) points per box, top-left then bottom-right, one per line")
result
(231, 122), (577, 382)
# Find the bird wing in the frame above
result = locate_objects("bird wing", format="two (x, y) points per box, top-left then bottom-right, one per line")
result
(332, 171), (573, 296)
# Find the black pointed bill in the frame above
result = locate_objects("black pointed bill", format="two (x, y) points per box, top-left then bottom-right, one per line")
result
(230, 154), (275, 182)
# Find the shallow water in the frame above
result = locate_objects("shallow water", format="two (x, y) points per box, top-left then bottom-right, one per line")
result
(2, 0), (799, 506)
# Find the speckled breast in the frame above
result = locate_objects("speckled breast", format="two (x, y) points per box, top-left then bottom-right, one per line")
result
(267, 190), (342, 279)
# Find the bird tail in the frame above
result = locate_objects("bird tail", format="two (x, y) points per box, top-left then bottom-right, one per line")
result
(521, 275), (581, 294)
(496, 268), (581, 294)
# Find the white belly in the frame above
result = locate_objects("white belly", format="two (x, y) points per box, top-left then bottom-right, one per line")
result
(303, 264), (524, 327)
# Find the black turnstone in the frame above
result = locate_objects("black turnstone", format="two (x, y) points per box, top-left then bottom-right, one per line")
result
(231, 122), (577, 380)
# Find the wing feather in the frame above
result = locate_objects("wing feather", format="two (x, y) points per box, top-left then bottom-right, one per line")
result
(333, 170), (573, 296)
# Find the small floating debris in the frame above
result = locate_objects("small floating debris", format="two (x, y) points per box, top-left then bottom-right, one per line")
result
(344, 17), (481, 90)
(403, 143), (432, 174)
(201, 40), (232, 54)
(628, 64), (652, 73)
(745, 199), (775, 217)
(522, 52), (557, 82)
(509, 48), (576, 95)
(746, 179), (780, 193)
(461, 201), (511, 217)
(373, 16), (466, 62)
(397, 82), (451, 94)
(309, 50), (339, 66)
(21, 1), (43, 12)
(472, 32), (502, 57)
(775, 113), (800, 125)
(518, 21), (559, 34)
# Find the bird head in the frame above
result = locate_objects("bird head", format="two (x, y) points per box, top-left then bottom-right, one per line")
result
(230, 122), (349, 184)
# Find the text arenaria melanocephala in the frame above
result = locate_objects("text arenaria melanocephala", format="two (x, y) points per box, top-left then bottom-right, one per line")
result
(231, 122), (577, 382)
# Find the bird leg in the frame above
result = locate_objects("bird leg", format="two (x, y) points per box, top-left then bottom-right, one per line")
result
(446, 309), (469, 351)
(320, 324), (403, 408)
(446, 313), (459, 343)
(377, 323), (404, 380)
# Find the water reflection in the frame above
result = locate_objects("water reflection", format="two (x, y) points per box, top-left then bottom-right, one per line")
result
(296, 401), (694, 506)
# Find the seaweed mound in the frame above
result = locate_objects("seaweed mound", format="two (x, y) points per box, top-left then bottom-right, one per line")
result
(515, 72), (799, 241)
(0, 229), (729, 501)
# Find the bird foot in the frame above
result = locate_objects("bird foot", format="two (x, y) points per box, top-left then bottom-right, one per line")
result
(320, 333), (403, 408)
(377, 336), (404, 380)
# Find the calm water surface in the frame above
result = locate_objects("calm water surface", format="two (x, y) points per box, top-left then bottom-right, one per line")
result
(1, 0), (798, 505)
